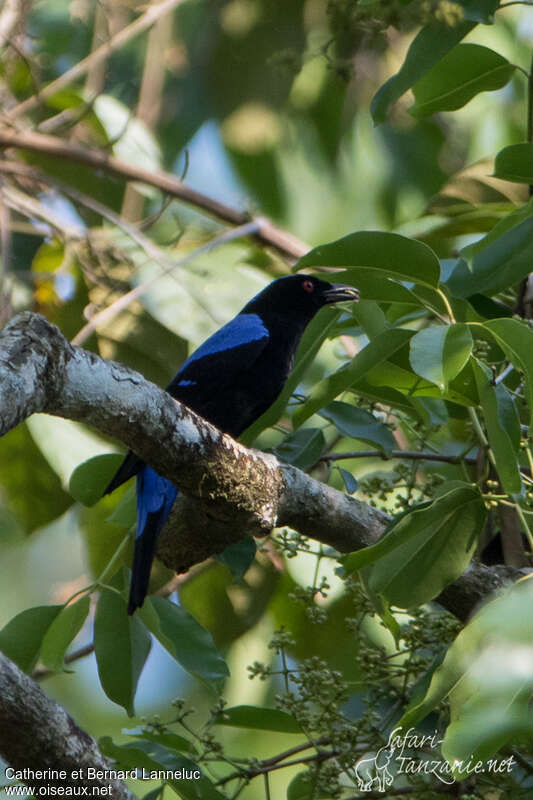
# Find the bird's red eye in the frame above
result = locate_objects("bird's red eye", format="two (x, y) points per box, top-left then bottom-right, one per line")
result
(302, 280), (314, 293)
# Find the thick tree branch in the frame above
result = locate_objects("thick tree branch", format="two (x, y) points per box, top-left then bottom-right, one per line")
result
(0, 127), (308, 259)
(0, 653), (136, 798)
(0, 312), (522, 622)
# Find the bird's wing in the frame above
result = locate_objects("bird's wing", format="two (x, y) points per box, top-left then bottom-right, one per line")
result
(166, 312), (270, 396)
(103, 312), (270, 495)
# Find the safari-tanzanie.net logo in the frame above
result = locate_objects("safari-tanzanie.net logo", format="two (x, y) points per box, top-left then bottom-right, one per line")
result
(354, 727), (515, 793)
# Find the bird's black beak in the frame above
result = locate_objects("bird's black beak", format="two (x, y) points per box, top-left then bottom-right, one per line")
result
(323, 284), (360, 304)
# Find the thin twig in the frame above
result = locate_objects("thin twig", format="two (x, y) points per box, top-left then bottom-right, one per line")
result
(71, 219), (262, 345)
(6, 0), (186, 119)
(321, 449), (478, 465)
(0, 127), (308, 258)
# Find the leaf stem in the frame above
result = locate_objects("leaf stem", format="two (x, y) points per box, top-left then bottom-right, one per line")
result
(436, 288), (456, 323)
(514, 502), (533, 551)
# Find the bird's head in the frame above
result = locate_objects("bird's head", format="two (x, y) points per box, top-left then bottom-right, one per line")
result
(243, 274), (359, 320)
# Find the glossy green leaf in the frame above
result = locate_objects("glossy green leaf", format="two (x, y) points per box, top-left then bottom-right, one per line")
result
(106, 484), (137, 528)
(343, 485), (485, 608)
(124, 727), (197, 756)
(213, 704), (302, 733)
(398, 577), (533, 767)
(93, 94), (161, 176)
(0, 605), (63, 673)
(40, 596), (90, 672)
(455, 0), (499, 23)
(337, 468), (358, 494)
(213, 536), (257, 582)
(446, 214), (533, 298)
(0, 423), (72, 533)
(371, 21), (474, 124)
(287, 771), (330, 800)
(409, 324), (473, 392)
(297, 231), (440, 288)
(100, 737), (225, 800)
(293, 329), (415, 427)
(26, 415), (112, 488)
(319, 401), (395, 456)
(242, 306), (342, 444)
(140, 596), (229, 692)
(275, 428), (325, 470)
(494, 143), (533, 184)
(94, 572), (151, 715)
(411, 44), (515, 118)
(483, 318), (533, 427)
(473, 360), (522, 494)
(69, 454), (125, 507)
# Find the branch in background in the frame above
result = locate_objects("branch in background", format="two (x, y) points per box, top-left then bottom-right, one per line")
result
(0, 127), (308, 259)
(0, 311), (523, 622)
(0, 654), (136, 799)
(5, 0), (185, 120)
(0, 0), (31, 51)
(322, 449), (478, 466)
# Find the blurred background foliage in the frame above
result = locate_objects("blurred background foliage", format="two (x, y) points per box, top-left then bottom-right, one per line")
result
(2, 0), (533, 798)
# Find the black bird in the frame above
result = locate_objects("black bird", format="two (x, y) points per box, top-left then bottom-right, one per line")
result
(104, 274), (359, 614)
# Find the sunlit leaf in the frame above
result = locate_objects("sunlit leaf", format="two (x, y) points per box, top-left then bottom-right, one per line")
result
(494, 143), (533, 184)
(94, 571), (151, 715)
(409, 324), (473, 392)
(472, 359), (522, 494)
(411, 44), (515, 118)
(40, 596), (90, 672)
(297, 231), (440, 288)
(213, 704), (302, 733)
(294, 329), (415, 427)
(343, 485), (485, 608)
(319, 401), (395, 456)
(371, 21), (474, 124)
(0, 605), (63, 673)
(140, 596), (229, 692)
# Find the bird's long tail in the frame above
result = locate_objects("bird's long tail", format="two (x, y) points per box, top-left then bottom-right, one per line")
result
(128, 466), (178, 615)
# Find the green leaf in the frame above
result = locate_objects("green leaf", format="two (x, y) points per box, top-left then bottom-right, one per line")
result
(293, 329), (414, 427)
(124, 727), (197, 756)
(274, 428), (325, 470)
(213, 537), (257, 582)
(337, 468), (358, 494)
(69, 454), (125, 507)
(371, 21), (474, 124)
(106, 484), (137, 528)
(455, 0), (500, 22)
(472, 359), (522, 494)
(140, 596), (229, 692)
(213, 704), (302, 733)
(26, 415), (113, 488)
(0, 605), (63, 672)
(319, 401), (395, 456)
(296, 231), (440, 288)
(483, 318), (533, 427)
(410, 44), (515, 118)
(93, 95), (161, 177)
(100, 737), (225, 800)
(287, 771), (330, 800)
(40, 596), (90, 672)
(0, 422), (72, 533)
(409, 324), (473, 392)
(398, 577), (533, 767)
(328, 269), (423, 306)
(446, 212), (533, 298)
(343, 485), (485, 608)
(94, 572), (151, 715)
(494, 143), (533, 184)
